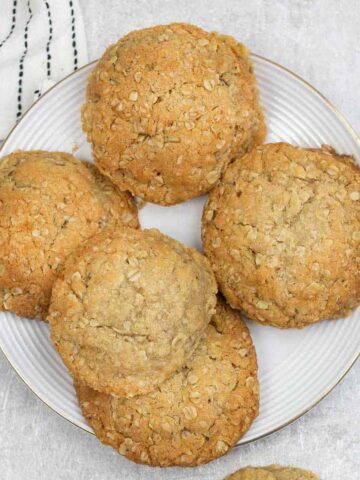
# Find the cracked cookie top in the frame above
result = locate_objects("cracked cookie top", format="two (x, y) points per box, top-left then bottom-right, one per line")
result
(81, 23), (265, 205)
(0, 150), (138, 320)
(49, 227), (217, 397)
(225, 465), (319, 480)
(202, 143), (360, 328)
(74, 297), (258, 467)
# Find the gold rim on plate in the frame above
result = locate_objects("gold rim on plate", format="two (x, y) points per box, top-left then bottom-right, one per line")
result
(0, 54), (359, 444)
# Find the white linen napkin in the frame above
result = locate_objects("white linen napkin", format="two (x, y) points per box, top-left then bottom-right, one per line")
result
(0, 0), (88, 140)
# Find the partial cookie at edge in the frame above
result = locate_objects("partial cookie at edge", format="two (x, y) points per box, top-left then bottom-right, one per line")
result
(225, 465), (319, 480)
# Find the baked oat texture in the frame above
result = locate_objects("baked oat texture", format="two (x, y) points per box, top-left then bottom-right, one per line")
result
(74, 297), (259, 467)
(81, 23), (266, 205)
(0, 150), (138, 320)
(202, 143), (360, 328)
(225, 465), (319, 480)
(49, 227), (217, 397)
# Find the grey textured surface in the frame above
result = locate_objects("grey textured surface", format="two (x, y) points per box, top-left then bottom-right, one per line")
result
(1, 1), (359, 479)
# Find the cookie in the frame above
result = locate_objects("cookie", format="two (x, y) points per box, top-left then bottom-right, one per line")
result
(48, 227), (217, 397)
(225, 465), (319, 480)
(82, 23), (265, 205)
(202, 143), (360, 328)
(75, 297), (259, 467)
(0, 150), (138, 320)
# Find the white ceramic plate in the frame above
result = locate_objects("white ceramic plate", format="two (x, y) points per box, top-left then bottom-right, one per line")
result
(0, 56), (359, 444)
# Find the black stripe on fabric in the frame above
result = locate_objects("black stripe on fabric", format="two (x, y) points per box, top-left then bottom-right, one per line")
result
(0, 0), (17, 48)
(69, 0), (78, 71)
(43, 0), (53, 77)
(16, 0), (33, 119)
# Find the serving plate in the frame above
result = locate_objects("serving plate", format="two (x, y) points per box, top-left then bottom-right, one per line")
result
(0, 55), (359, 444)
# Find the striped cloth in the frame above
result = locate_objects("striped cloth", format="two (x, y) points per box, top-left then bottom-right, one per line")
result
(0, 0), (88, 140)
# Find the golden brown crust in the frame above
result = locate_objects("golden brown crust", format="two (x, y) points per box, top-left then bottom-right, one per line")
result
(0, 150), (139, 320)
(75, 298), (259, 467)
(49, 227), (217, 397)
(202, 143), (360, 328)
(82, 23), (266, 205)
(225, 465), (319, 480)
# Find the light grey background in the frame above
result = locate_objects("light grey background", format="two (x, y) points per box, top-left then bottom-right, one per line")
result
(1, 1), (359, 479)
